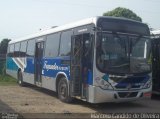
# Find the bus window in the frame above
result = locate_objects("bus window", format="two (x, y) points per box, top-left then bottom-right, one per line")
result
(45, 33), (60, 57)
(59, 30), (73, 56)
(9, 44), (14, 57)
(26, 39), (36, 57)
(20, 41), (27, 57)
(7, 45), (10, 54)
(14, 42), (20, 57)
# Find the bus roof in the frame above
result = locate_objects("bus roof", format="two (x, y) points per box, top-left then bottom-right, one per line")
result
(150, 29), (160, 38)
(9, 17), (97, 44)
(9, 16), (146, 44)
(151, 29), (160, 35)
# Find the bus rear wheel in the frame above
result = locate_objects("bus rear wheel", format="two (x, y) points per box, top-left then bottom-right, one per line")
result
(18, 71), (25, 86)
(58, 77), (72, 103)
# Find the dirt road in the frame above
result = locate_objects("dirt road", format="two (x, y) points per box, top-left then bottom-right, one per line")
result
(0, 85), (95, 113)
(0, 85), (160, 114)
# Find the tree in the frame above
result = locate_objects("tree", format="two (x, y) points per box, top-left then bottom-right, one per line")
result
(0, 39), (11, 75)
(0, 39), (11, 54)
(103, 7), (142, 22)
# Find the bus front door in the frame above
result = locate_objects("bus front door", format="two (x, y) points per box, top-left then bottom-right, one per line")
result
(35, 42), (44, 86)
(70, 35), (82, 97)
(70, 33), (92, 99)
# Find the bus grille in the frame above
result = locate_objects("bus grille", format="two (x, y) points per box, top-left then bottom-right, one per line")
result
(118, 92), (138, 98)
(115, 85), (140, 89)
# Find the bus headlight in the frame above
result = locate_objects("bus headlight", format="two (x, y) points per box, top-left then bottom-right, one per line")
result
(95, 77), (113, 90)
(142, 80), (151, 89)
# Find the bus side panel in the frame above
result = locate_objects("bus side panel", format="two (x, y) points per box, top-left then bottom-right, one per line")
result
(6, 56), (35, 85)
(23, 72), (35, 85)
(23, 57), (35, 85)
(6, 57), (19, 79)
(41, 57), (70, 91)
(42, 76), (56, 91)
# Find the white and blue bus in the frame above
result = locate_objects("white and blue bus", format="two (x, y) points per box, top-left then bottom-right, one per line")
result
(6, 16), (152, 103)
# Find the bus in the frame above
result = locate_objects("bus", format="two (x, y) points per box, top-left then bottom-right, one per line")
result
(151, 29), (160, 96)
(6, 16), (152, 103)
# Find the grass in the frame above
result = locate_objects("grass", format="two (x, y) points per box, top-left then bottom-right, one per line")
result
(0, 74), (17, 86)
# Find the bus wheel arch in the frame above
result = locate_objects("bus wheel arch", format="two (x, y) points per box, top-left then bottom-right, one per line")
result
(56, 73), (72, 103)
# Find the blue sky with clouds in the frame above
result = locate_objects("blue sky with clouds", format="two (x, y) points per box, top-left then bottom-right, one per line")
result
(0, 0), (160, 41)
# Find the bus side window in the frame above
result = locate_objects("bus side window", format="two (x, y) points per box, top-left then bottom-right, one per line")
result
(20, 41), (27, 57)
(7, 45), (10, 53)
(59, 30), (73, 56)
(9, 44), (15, 57)
(26, 39), (35, 57)
(45, 33), (60, 58)
(7, 45), (10, 56)
(14, 42), (20, 57)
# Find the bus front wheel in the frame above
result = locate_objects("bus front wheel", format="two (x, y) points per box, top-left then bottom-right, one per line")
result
(18, 71), (25, 86)
(58, 77), (72, 103)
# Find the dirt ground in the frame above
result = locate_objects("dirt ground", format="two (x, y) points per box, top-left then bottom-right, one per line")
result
(0, 85), (160, 117)
(0, 85), (96, 114)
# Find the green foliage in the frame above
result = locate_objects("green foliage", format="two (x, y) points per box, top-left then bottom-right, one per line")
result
(0, 39), (11, 54)
(0, 39), (15, 85)
(0, 75), (17, 86)
(0, 38), (11, 74)
(103, 7), (142, 22)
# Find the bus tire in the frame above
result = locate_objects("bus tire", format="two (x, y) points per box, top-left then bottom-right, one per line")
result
(58, 77), (72, 103)
(18, 71), (25, 86)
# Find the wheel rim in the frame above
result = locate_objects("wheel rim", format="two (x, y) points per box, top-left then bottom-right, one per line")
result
(18, 73), (22, 84)
(19, 80), (22, 84)
(59, 81), (67, 99)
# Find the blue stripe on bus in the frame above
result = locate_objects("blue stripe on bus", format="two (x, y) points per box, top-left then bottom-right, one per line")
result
(6, 56), (93, 85)
(24, 57), (35, 73)
(6, 57), (19, 71)
(87, 70), (93, 85)
(42, 58), (70, 80)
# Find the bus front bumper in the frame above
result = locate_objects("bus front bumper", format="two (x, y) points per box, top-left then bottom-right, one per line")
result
(87, 85), (151, 103)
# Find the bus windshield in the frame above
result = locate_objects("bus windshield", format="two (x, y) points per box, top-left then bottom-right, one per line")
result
(96, 32), (151, 74)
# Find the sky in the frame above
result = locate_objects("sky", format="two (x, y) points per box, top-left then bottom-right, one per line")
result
(0, 0), (160, 41)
